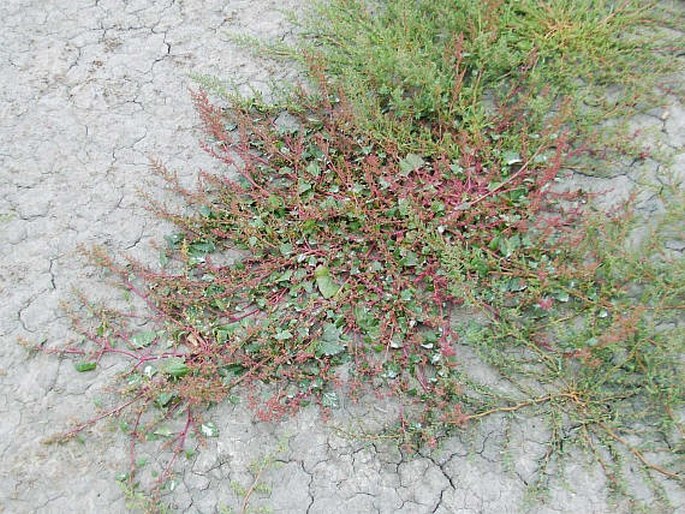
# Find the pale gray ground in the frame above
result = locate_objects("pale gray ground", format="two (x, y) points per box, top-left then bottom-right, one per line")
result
(0, 1), (683, 513)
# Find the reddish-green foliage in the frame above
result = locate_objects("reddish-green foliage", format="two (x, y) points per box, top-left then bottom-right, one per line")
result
(43, 1), (685, 503)
(163, 87), (573, 419)
(54, 79), (585, 466)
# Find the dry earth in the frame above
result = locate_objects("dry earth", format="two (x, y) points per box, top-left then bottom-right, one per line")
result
(1, 1), (684, 513)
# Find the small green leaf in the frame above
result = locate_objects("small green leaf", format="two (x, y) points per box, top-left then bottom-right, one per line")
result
(317, 339), (345, 357)
(198, 205), (213, 218)
(305, 162), (321, 176)
(506, 278), (527, 292)
(188, 241), (216, 257)
(165, 232), (184, 249)
(316, 323), (346, 357)
(200, 421), (219, 438)
(161, 358), (190, 379)
(315, 266), (340, 299)
(369, 261), (383, 272)
(553, 290), (571, 303)
(275, 330), (293, 341)
(431, 201), (445, 215)
(155, 392), (176, 408)
(153, 426), (173, 438)
(397, 198), (411, 217)
(131, 331), (156, 348)
(297, 180), (312, 194)
(401, 250), (419, 267)
(276, 269), (293, 282)
(423, 330), (439, 344)
(383, 362), (401, 379)
(267, 195), (285, 210)
(279, 243), (293, 256)
(218, 363), (246, 383)
(321, 391), (339, 408)
(498, 235), (520, 258)
(502, 150), (522, 166)
(399, 153), (425, 175)
(74, 361), (97, 372)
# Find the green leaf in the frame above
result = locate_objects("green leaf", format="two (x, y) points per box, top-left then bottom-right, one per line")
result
(161, 358), (190, 379)
(369, 261), (383, 272)
(502, 150), (522, 166)
(165, 232), (184, 249)
(321, 391), (339, 408)
(399, 153), (425, 175)
(397, 197), (411, 217)
(188, 241), (216, 256)
(400, 289), (413, 301)
(279, 243), (294, 256)
(506, 278), (527, 292)
(316, 323), (346, 357)
(153, 426), (173, 438)
(200, 421), (219, 438)
(198, 205), (214, 218)
(315, 266), (340, 299)
(74, 361), (97, 372)
(316, 339), (345, 357)
(131, 330), (156, 348)
(383, 362), (401, 379)
(553, 290), (571, 303)
(297, 180), (313, 194)
(498, 235), (521, 258)
(401, 250), (419, 267)
(305, 162), (321, 176)
(155, 392), (176, 408)
(276, 269), (293, 282)
(218, 363), (246, 383)
(275, 330), (293, 341)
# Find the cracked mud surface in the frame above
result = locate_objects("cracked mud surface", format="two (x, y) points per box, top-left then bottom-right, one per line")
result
(1, 1), (683, 513)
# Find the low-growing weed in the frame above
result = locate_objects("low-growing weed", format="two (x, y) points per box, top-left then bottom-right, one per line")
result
(39, 0), (685, 509)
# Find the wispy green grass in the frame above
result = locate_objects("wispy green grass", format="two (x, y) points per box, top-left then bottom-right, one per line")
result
(297, 0), (683, 155)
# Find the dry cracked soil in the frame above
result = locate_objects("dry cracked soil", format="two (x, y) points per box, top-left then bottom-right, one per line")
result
(1, 1), (684, 513)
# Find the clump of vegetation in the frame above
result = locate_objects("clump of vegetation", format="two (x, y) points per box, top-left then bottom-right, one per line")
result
(44, 0), (685, 509)
(297, 0), (683, 155)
